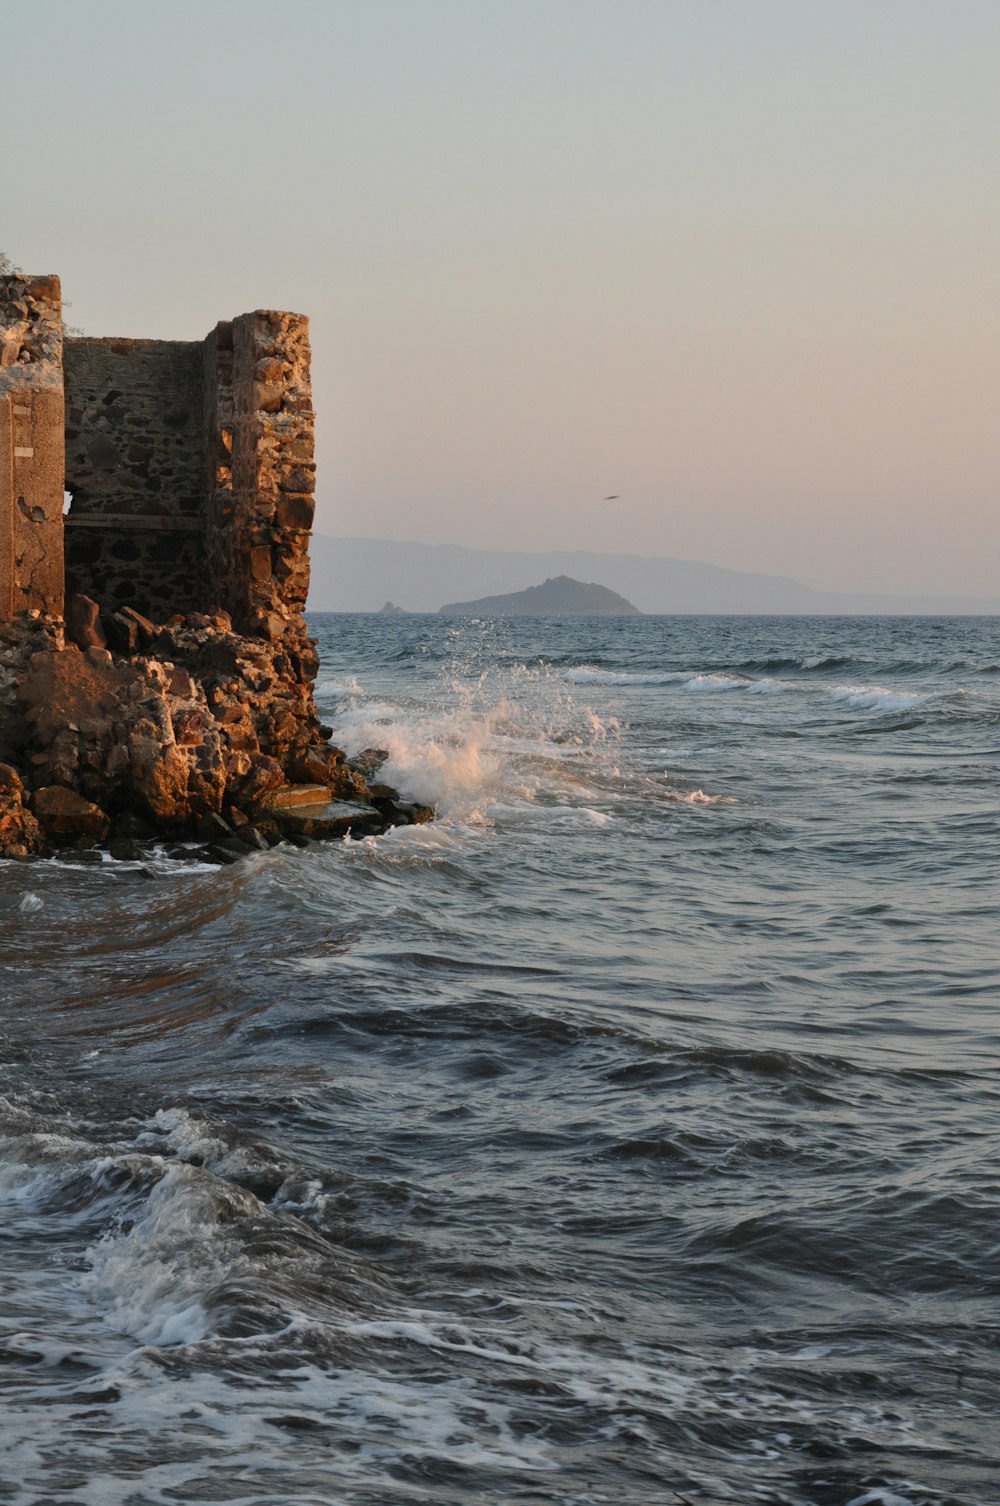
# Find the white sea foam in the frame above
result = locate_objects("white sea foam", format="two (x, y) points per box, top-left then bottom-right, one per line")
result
(350, 706), (506, 820)
(485, 801), (613, 829)
(82, 1161), (258, 1346)
(680, 672), (748, 692)
(325, 667), (621, 828)
(564, 667), (749, 692)
(565, 666), (685, 685)
(846, 1492), (919, 1506)
(662, 788), (737, 806)
(827, 684), (930, 713)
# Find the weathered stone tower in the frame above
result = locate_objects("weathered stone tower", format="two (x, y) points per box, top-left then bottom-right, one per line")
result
(0, 272), (316, 642)
(0, 275), (431, 858)
(0, 275), (65, 619)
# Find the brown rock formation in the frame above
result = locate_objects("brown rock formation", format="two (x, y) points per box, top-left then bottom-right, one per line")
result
(0, 763), (42, 859)
(0, 275), (434, 860)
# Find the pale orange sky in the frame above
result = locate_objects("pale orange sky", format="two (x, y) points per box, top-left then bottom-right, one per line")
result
(9, 0), (1000, 595)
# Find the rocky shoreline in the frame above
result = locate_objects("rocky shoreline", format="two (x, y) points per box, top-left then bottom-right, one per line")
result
(0, 597), (430, 865)
(0, 277), (423, 861)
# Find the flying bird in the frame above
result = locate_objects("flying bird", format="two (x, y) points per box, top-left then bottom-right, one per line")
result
(603, 494), (620, 500)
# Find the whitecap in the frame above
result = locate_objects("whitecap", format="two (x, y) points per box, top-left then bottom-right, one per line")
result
(564, 666), (685, 686)
(828, 684), (930, 713)
(846, 1491), (919, 1506)
(662, 788), (737, 806)
(679, 673), (749, 693)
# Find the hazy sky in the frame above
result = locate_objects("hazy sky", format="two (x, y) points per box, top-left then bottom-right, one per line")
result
(8, 1), (999, 594)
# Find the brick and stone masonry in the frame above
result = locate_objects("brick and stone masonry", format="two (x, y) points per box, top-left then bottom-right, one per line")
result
(0, 273), (431, 857)
(0, 274), (65, 619)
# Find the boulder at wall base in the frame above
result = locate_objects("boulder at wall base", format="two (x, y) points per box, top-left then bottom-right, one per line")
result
(290, 746), (369, 802)
(0, 763), (42, 858)
(33, 786), (111, 846)
(290, 745), (346, 786)
(16, 648), (227, 828)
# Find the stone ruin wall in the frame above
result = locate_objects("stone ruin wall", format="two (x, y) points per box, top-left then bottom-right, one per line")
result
(0, 275), (436, 858)
(64, 337), (206, 616)
(207, 310), (316, 652)
(0, 274), (65, 619)
(0, 274), (316, 655)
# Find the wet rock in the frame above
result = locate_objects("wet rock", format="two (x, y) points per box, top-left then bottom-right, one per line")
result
(235, 826), (270, 852)
(350, 747), (389, 777)
(111, 810), (158, 841)
(366, 782), (401, 803)
(33, 785), (111, 846)
(0, 601), (431, 856)
(249, 818), (283, 847)
(197, 811), (233, 841)
(205, 837), (250, 864)
(393, 802), (434, 826)
(273, 799), (384, 841)
(108, 836), (145, 861)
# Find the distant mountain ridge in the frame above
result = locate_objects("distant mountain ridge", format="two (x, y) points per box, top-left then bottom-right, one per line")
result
(440, 575), (641, 616)
(308, 536), (1000, 616)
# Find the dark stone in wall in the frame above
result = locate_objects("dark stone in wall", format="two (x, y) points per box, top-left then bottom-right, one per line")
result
(63, 339), (207, 618)
(65, 526), (203, 621)
(64, 340), (204, 519)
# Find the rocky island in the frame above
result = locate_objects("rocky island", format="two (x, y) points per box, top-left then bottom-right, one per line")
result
(440, 575), (641, 616)
(0, 272), (429, 862)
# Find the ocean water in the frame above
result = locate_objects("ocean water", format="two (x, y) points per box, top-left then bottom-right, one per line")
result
(1, 613), (998, 1506)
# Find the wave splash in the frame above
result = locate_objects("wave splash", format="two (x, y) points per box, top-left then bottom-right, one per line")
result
(321, 665), (624, 826)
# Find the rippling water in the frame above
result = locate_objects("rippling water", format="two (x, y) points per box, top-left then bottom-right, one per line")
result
(1, 613), (998, 1506)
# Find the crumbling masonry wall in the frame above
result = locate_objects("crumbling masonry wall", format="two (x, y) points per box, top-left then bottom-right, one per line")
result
(204, 310), (316, 643)
(63, 337), (205, 616)
(0, 275), (316, 658)
(0, 275), (65, 618)
(0, 274), (370, 859)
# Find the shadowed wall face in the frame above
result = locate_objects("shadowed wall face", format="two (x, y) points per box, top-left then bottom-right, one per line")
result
(61, 316), (315, 634)
(0, 275), (316, 648)
(63, 338), (205, 616)
(0, 275), (65, 620)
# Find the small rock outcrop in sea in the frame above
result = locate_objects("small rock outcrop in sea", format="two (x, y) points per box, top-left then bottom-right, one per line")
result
(0, 272), (432, 861)
(377, 600), (407, 615)
(439, 575), (642, 616)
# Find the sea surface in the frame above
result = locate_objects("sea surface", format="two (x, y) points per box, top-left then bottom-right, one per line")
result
(1, 613), (998, 1506)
